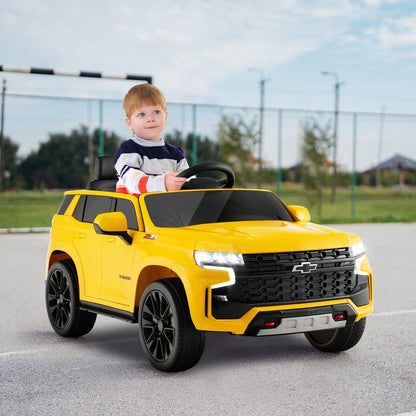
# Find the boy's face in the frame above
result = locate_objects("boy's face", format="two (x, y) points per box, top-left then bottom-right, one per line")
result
(125, 103), (167, 141)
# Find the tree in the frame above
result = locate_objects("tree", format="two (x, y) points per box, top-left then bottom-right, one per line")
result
(0, 136), (20, 189)
(301, 118), (332, 216)
(217, 114), (258, 187)
(19, 125), (122, 189)
(165, 129), (222, 166)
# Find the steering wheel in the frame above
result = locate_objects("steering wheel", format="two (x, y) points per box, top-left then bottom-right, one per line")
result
(177, 162), (235, 190)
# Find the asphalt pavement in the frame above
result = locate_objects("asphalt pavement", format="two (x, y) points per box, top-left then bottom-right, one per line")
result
(1, 224), (415, 416)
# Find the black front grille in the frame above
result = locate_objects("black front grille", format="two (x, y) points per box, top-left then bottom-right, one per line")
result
(224, 248), (357, 304)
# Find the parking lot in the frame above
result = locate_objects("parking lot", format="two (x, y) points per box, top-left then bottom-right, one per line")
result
(1, 224), (416, 416)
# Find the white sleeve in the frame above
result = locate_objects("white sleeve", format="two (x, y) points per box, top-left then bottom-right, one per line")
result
(115, 152), (167, 194)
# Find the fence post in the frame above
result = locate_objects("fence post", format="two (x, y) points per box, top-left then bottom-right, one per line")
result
(0, 80), (6, 191)
(192, 104), (197, 166)
(277, 109), (283, 196)
(98, 100), (104, 156)
(352, 113), (357, 219)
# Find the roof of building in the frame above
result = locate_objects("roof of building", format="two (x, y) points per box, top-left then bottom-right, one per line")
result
(364, 154), (416, 173)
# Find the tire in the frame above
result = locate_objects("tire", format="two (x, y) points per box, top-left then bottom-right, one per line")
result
(138, 279), (206, 372)
(305, 317), (366, 353)
(45, 260), (96, 337)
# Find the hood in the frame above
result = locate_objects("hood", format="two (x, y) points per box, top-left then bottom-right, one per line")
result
(159, 220), (357, 254)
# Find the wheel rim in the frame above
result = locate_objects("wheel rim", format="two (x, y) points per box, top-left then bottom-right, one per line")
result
(308, 329), (337, 345)
(141, 290), (175, 362)
(47, 268), (72, 329)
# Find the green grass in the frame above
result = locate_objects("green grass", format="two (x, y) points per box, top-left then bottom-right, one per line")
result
(0, 186), (415, 229)
(0, 191), (64, 229)
(275, 184), (416, 223)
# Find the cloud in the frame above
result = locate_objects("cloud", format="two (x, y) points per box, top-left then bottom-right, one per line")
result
(365, 14), (416, 47)
(107, 0), (356, 99)
(1, 0), (415, 102)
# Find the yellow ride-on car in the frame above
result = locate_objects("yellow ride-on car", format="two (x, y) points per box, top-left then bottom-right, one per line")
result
(45, 157), (373, 372)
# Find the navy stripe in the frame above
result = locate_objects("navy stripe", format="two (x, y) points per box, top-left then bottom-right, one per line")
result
(116, 139), (184, 164)
(120, 165), (131, 177)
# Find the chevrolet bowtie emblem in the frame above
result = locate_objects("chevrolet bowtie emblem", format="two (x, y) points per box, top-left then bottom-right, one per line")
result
(292, 261), (318, 274)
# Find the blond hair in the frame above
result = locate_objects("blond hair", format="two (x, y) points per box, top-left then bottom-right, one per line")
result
(122, 84), (167, 118)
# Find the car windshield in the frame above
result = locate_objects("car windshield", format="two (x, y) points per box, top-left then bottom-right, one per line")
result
(144, 190), (293, 227)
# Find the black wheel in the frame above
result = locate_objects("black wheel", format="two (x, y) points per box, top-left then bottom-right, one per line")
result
(138, 279), (206, 372)
(45, 260), (96, 337)
(178, 161), (235, 189)
(305, 318), (366, 352)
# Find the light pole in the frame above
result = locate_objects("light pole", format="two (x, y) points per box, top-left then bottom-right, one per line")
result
(0, 80), (6, 192)
(322, 71), (343, 203)
(249, 68), (268, 188)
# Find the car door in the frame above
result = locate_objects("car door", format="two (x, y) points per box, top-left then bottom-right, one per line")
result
(72, 195), (113, 300)
(99, 197), (140, 306)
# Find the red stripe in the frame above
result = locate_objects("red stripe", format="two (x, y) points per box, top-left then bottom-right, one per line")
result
(138, 176), (149, 194)
(116, 185), (139, 197)
(116, 185), (129, 194)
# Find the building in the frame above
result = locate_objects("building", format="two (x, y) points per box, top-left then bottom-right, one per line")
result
(364, 154), (416, 187)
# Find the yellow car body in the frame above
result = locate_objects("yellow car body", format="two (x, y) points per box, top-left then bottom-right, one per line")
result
(47, 188), (373, 332)
(46, 185), (373, 371)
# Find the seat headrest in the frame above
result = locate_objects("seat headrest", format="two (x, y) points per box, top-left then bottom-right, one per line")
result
(94, 156), (117, 180)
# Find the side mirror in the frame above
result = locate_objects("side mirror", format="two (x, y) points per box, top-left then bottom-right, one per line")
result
(93, 212), (132, 245)
(287, 205), (311, 222)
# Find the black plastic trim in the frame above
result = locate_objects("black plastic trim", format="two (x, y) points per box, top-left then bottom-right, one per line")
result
(244, 304), (357, 336)
(350, 275), (370, 307)
(211, 276), (369, 320)
(80, 301), (138, 323)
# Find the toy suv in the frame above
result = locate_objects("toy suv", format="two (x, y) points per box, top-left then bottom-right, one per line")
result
(45, 157), (373, 372)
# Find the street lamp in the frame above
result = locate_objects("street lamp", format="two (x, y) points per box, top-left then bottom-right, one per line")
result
(249, 68), (268, 188)
(322, 71), (344, 203)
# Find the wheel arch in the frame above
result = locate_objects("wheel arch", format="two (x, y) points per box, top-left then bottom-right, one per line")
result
(47, 250), (85, 296)
(48, 250), (72, 271)
(134, 265), (182, 308)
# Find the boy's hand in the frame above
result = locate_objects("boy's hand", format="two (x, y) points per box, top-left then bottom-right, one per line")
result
(165, 172), (187, 191)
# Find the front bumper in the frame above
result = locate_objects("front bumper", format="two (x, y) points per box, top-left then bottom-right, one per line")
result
(243, 303), (357, 336)
(182, 253), (373, 336)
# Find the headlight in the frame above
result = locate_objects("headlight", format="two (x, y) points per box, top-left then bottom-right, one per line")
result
(194, 251), (244, 268)
(349, 242), (365, 258)
(349, 242), (368, 276)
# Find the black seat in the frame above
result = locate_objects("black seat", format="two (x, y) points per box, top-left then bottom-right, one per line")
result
(87, 156), (118, 192)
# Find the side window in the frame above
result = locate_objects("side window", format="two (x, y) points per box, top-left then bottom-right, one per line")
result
(83, 196), (114, 223)
(115, 198), (138, 231)
(73, 195), (114, 223)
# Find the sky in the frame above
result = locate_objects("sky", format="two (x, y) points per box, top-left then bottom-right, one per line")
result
(1, 0), (416, 169)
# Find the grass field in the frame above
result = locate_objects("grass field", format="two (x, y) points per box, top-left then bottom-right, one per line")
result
(0, 191), (64, 229)
(0, 186), (415, 229)
(276, 184), (416, 224)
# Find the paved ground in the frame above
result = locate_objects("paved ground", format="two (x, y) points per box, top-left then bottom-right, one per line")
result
(1, 224), (415, 416)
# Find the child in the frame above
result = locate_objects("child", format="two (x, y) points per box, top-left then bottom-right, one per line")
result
(114, 84), (188, 196)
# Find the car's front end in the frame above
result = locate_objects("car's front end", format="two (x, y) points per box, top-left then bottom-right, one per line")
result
(140, 189), (373, 337)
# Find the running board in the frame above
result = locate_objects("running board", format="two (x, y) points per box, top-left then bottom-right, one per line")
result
(80, 301), (138, 323)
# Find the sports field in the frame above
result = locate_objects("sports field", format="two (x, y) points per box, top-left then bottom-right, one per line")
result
(1, 186), (415, 229)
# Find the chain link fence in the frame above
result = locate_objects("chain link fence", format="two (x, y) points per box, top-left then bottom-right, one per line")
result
(2, 91), (416, 190)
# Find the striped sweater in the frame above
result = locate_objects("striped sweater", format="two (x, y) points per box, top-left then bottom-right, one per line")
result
(114, 135), (189, 196)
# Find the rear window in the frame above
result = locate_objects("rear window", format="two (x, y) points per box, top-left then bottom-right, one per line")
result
(57, 195), (75, 215)
(144, 190), (293, 227)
